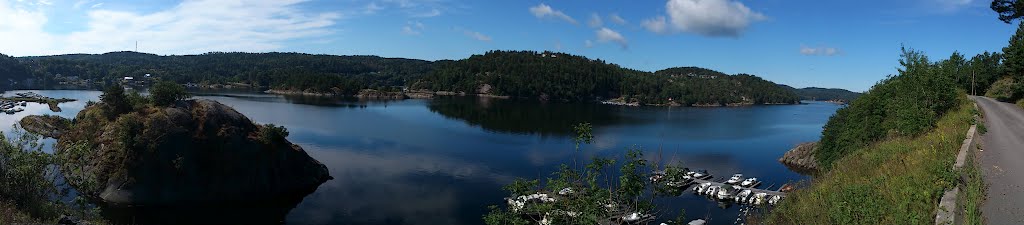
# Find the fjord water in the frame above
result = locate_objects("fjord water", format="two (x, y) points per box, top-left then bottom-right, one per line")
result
(1, 90), (841, 224)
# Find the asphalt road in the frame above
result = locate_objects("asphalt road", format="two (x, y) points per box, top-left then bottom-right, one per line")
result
(972, 96), (1024, 224)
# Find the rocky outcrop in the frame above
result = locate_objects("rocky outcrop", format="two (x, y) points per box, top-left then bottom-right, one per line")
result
(778, 142), (820, 172)
(20, 115), (71, 139)
(53, 99), (331, 206)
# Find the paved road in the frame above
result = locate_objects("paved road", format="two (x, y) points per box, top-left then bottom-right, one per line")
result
(972, 96), (1024, 224)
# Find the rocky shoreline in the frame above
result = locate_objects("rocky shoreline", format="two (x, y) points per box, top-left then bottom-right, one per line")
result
(778, 142), (820, 173)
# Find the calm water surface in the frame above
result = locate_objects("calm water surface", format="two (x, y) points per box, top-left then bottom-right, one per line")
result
(0, 90), (841, 225)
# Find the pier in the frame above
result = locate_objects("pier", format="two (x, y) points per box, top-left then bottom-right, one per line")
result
(688, 178), (787, 196)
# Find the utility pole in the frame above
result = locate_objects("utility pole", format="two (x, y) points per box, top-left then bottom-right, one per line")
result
(972, 69), (976, 96)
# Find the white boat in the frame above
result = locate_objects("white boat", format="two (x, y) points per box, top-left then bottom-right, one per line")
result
(751, 192), (768, 205)
(651, 170), (667, 183)
(687, 219), (707, 225)
(667, 181), (687, 187)
(705, 185), (720, 196)
(691, 170), (711, 179)
(716, 185), (737, 200)
(740, 177), (761, 187)
(735, 189), (752, 203)
(725, 173), (743, 185)
(768, 195), (783, 205)
(694, 182), (712, 194)
(621, 212), (651, 223)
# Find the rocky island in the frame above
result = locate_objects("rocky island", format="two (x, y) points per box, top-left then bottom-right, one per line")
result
(20, 83), (331, 224)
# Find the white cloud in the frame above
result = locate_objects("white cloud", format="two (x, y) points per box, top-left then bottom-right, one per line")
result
(413, 8), (441, 17)
(529, 3), (576, 24)
(609, 13), (627, 25)
(595, 27), (627, 49)
(799, 45), (841, 56)
(402, 21), (424, 35)
(588, 13), (602, 28)
(90, 2), (102, 8)
(641, 16), (668, 34)
(462, 30), (491, 42)
(933, 0), (973, 11)
(644, 0), (765, 37)
(584, 40), (594, 48)
(0, 0), (341, 56)
(73, 0), (91, 9)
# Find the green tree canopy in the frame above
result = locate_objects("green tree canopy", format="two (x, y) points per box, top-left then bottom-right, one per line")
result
(992, 0), (1024, 23)
(150, 81), (191, 106)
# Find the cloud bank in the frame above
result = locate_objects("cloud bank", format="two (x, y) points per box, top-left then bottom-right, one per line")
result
(643, 0), (765, 37)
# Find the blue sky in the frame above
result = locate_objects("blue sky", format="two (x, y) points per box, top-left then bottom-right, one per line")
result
(0, 0), (1016, 91)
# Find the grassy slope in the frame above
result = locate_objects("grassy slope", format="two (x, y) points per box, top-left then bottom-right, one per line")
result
(766, 95), (974, 224)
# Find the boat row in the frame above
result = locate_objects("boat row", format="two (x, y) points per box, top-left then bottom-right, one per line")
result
(692, 182), (783, 206)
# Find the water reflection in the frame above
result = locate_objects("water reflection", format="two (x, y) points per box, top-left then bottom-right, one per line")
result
(287, 145), (512, 225)
(427, 96), (629, 136)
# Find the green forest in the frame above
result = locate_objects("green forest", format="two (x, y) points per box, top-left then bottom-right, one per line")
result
(0, 50), (810, 106)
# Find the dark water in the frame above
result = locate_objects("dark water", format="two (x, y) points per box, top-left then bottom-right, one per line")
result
(0, 90), (841, 225)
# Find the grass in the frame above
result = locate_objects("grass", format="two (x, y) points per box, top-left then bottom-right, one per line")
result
(765, 95), (974, 224)
(960, 142), (985, 225)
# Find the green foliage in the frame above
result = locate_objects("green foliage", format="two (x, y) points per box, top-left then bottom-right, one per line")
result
(484, 123), (654, 225)
(966, 51), (1004, 95)
(126, 90), (150, 110)
(768, 96), (973, 224)
(259, 124), (290, 146)
(19, 51), (433, 94)
(99, 85), (130, 118)
(0, 126), (104, 223)
(789, 87), (862, 102)
(985, 77), (1020, 101)
(992, 0), (1024, 23)
(150, 81), (191, 106)
(816, 47), (958, 169)
(1005, 22), (1024, 80)
(415, 50), (799, 105)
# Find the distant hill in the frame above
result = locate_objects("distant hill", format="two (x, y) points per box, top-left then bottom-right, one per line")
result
(4, 50), (801, 106)
(413, 50), (799, 105)
(792, 87), (861, 102)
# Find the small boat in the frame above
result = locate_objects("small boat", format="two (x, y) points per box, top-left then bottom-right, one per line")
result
(725, 173), (743, 185)
(751, 192), (768, 205)
(649, 171), (666, 183)
(687, 219), (707, 225)
(691, 170), (711, 179)
(741, 177), (761, 187)
(558, 187), (574, 195)
(705, 185), (720, 196)
(620, 212), (653, 223)
(735, 189), (753, 203)
(694, 182), (712, 194)
(716, 185), (738, 200)
(768, 195), (783, 205)
(666, 181), (689, 188)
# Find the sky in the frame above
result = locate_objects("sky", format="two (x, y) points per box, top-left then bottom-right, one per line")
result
(0, 0), (1018, 92)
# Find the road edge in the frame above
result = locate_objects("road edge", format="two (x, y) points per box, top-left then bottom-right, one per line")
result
(934, 100), (980, 225)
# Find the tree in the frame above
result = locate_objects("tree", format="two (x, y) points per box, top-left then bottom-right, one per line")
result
(150, 80), (191, 106)
(100, 85), (130, 118)
(1005, 22), (1024, 79)
(992, 0), (1024, 23)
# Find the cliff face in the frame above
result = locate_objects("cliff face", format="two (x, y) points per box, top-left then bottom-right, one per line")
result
(778, 142), (820, 173)
(44, 99), (330, 206)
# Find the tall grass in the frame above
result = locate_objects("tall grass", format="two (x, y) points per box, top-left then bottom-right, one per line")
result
(765, 96), (974, 224)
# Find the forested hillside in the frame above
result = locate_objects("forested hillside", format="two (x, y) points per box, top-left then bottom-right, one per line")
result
(787, 87), (862, 102)
(18, 52), (434, 95)
(414, 50), (800, 105)
(5, 50), (801, 106)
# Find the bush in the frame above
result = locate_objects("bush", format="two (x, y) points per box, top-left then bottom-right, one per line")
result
(985, 77), (1021, 101)
(99, 86), (130, 118)
(259, 124), (290, 146)
(150, 81), (191, 106)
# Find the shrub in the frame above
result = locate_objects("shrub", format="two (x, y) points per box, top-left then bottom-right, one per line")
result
(985, 77), (1021, 101)
(99, 85), (130, 118)
(259, 124), (290, 146)
(150, 81), (191, 106)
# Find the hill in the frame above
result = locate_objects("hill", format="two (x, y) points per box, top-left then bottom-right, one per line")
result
(414, 50), (800, 105)
(7, 50), (804, 106)
(786, 86), (862, 102)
